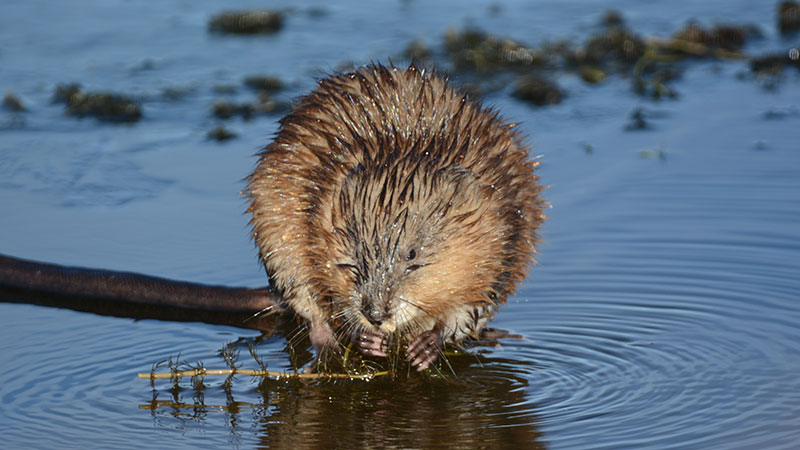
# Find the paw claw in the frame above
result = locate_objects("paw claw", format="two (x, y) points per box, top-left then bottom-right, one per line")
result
(406, 330), (442, 370)
(352, 330), (389, 357)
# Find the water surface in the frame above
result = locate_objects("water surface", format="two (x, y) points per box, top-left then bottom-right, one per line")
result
(1, 1), (799, 448)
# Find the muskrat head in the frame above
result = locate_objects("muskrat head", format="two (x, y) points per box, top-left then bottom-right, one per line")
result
(313, 159), (522, 342)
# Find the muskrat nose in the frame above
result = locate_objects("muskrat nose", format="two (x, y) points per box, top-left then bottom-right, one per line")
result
(361, 302), (384, 326)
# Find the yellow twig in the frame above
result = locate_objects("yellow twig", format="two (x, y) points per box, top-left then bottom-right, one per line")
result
(138, 367), (389, 380)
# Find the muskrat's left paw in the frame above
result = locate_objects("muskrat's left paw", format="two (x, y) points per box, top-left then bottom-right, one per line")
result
(407, 330), (442, 371)
(353, 330), (389, 357)
(310, 321), (338, 353)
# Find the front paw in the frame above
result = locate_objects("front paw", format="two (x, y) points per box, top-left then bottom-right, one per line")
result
(406, 330), (442, 371)
(309, 321), (338, 353)
(353, 330), (389, 357)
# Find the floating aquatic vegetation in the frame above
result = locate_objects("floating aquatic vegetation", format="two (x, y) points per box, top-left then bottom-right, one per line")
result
(212, 94), (288, 121)
(2, 92), (25, 112)
(403, 38), (433, 62)
(512, 75), (564, 106)
(750, 51), (800, 74)
(778, 1), (800, 34)
(444, 28), (546, 72)
(208, 10), (284, 35)
(579, 65), (607, 83)
(668, 22), (762, 56)
(412, 9), (776, 106)
(139, 343), (391, 383)
(632, 60), (681, 100)
(212, 100), (255, 120)
(207, 125), (237, 142)
(243, 75), (284, 92)
(53, 83), (142, 123)
(52, 83), (82, 104)
(581, 24), (646, 67)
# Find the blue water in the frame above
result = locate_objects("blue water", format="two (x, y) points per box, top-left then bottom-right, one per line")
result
(1, 1), (799, 448)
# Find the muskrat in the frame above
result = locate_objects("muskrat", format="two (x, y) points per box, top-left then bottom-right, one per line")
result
(0, 63), (544, 371)
(246, 63), (545, 369)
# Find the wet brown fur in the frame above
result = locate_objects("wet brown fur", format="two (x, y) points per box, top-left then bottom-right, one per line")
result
(246, 63), (545, 348)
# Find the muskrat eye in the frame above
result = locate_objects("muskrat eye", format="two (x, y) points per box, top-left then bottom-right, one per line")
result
(407, 249), (416, 261)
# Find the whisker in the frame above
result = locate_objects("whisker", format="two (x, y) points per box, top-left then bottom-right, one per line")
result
(438, 349), (461, 382)
(395, 295), (460, 342)
(244, 304), (279, 322)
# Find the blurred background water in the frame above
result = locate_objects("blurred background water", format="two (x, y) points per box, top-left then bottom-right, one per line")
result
(1, 1), (799, 448)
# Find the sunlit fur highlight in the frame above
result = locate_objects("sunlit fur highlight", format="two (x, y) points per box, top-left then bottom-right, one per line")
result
(246, 63), (545, 349)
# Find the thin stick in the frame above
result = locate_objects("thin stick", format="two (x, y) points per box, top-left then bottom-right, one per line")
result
(138, 368), (389, 380)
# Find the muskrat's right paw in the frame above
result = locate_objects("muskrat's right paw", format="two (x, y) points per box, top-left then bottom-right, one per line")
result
(406, 330), (442, 371)
(353, 330), (389, 357)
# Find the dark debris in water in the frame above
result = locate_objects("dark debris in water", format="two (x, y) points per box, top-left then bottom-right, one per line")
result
(512, 75), (564, 106)
(207, 125), (237, 142)
(444, 28), (547, 73)
(2, 92), (26, 112)
(633, 61), (681, 100)
(672, 22), (762, 52)
(53, 83), (142, 123)
(212, 93), (289, 121)
(213, 100), (256, 120)
(52, 83), (82, 104)
(7, 4), (797, 134)
(256, 92), (290, 114)
(625, 107), (671, 131)
(762, 105), (800, 120)
(750, 51), (800, 73)
(413, 8), (778, 106)
(208, 10), (284, 35)
(579, 65), (607, 84)
(579, 24), (646, 68)
(779, 1), (800, 34)
(746, 48), (800, 90)
(403, 38), (434, 63)
(243, 75), (284, 92)
(601, 10), (625, 28)
(624, 107), (653, 131)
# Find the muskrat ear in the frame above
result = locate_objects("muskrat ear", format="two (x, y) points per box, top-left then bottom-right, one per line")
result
(342, 163), (367, 186)
(343, 162), (366, 181)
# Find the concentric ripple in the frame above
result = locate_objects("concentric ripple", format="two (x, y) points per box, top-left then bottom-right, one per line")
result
(1, 1), (799, 448)
(490, 161), (800, 449)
